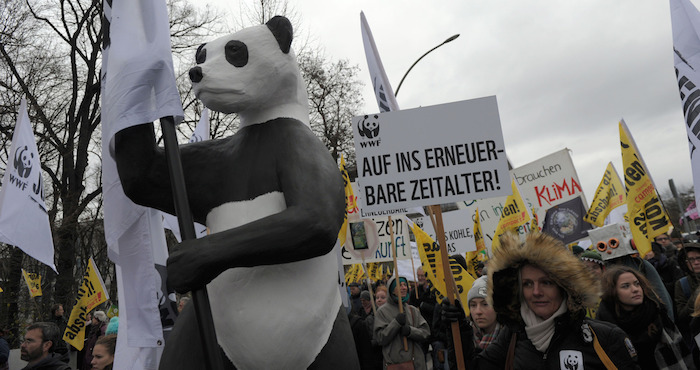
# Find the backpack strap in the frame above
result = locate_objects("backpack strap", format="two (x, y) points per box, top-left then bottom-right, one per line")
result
(588, 323), (618, 370)
(505, 331), (517, 370)
(680, 276), (691, 299)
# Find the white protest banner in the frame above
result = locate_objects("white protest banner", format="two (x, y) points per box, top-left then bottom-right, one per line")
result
(353, 97), (510, 214)
(412, 208), (476, 255)
(512, 148), (587, 210)
(341, 215), (411, 264)
(456, 149), (584, 251)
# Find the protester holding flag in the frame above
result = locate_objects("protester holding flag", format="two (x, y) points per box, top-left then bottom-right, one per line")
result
(597, 266), (692, 370)
(374, 276), (430, 370)
(443, 232), (638, 369)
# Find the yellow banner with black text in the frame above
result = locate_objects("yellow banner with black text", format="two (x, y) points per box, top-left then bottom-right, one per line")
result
(619, 121), (671, 257)
(411, 223), (475, 313)
(22, 269), (42, 297)
(63, 257), (109, 350)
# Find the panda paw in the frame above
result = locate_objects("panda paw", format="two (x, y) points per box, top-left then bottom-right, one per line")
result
(166, 238), (221, 293)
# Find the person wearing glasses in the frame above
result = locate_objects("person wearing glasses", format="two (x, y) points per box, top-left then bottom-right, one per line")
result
(675, 243), (700, 349)
(654, 233), (677, 260)
(20, 322), (71, 370)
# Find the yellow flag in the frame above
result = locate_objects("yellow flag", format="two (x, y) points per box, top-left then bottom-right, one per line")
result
(411, 223), (475, 310)
(367, 262), (384, 282)
(338, 156), (359, 246)
(63, 257), (109, 350)
(106, 303), (119, 318)
(22, 269), (42, 297)
(584, 162), (626, 227)
(491, 177), (532, 251)
(344, 264), (366, 285)
(619, 120), (671, 257)
(0, 287), (3, 292)
(466, 208), (488, 278)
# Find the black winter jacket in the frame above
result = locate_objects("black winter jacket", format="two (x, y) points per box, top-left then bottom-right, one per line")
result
(475, 313), (638, 370)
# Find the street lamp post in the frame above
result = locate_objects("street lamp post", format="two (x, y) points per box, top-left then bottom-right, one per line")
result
(394, 34), (460, 97)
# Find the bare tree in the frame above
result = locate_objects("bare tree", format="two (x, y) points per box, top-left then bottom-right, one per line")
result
(0, 0), (221, 327)
(300, 52), (363, 164)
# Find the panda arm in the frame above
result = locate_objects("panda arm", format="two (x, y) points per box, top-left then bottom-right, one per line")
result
(114, 123), (216, 223)
(114, 123), (174, 210)
(166, 126), (345, 292)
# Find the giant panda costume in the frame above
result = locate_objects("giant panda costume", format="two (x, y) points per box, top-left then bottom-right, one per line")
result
(114, 16), (360, 370)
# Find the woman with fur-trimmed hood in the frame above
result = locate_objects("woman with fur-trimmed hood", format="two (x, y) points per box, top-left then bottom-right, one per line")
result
(444, 232), (640, 369)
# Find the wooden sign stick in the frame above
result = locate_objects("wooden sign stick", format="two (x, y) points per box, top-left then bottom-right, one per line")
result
(431, 205), (466, 370)
(388, 216), (409, 351)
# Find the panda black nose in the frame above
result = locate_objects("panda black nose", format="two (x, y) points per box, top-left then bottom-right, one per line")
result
(189, 66), (203, 83)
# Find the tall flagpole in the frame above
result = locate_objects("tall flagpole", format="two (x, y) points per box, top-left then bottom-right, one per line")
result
(160, 117), (225, 370)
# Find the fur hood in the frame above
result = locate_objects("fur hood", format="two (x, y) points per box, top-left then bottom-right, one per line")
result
(487, 232), (600, 325)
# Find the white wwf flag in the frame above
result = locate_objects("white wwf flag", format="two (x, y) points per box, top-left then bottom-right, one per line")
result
(361, 11), (400, 113)
(162, 108), (209, 241)
(101, 0), (182, 367)
(0, 99), (57, 273)
(672, 0), (700, 202)
(360, 12), (425, 218)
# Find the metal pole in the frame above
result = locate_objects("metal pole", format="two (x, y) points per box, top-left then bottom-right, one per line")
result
(394, 34), (459, 97)
(160, 116), (225, 370)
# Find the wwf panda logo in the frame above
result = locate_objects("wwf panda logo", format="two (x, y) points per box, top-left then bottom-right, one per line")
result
(14, 145), (33, 178)
(559, 350), (583, 370)
(358, 115), (380, 139)
(415, 219), (424, 229)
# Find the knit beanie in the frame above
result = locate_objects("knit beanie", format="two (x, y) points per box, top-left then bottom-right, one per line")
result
(105, 316), (119, 335)
(467, 276), (488, 304)
(580, 250), (604, 266)
(360, 290), (371, 301)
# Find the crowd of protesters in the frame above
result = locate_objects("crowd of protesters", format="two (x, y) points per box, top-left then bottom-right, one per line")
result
(347, 231), (700, 370)
(7, 230), (700, 369)
(6, 303), (119, 370)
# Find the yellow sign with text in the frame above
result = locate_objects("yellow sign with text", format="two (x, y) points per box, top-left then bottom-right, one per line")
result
(411, 223), (475, 312)
(22, 269), (42, 297)
(467, 208), (488, 278)
(491, 178), (532, 251)
(619, 121), (671, 257)
(584, 162), (626, 227)
(63, 258), (109, 350)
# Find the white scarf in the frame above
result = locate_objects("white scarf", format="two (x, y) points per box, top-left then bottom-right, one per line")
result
(520, 298), (568, 352)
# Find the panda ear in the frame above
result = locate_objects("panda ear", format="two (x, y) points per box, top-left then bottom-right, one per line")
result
(266, 16), (293, 54)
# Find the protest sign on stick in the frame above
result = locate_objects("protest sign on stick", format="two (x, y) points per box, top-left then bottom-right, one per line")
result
(353, 98), (508, 370)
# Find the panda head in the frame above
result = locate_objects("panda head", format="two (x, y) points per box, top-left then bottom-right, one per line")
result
(189, 16), (308, 127)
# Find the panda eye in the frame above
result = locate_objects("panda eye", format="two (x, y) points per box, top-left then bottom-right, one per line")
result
(225, 40), (248, 68)
(196, 43), (206, 64)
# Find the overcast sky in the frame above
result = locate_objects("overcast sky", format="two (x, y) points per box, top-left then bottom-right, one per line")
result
(200, 0), (695, 203)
